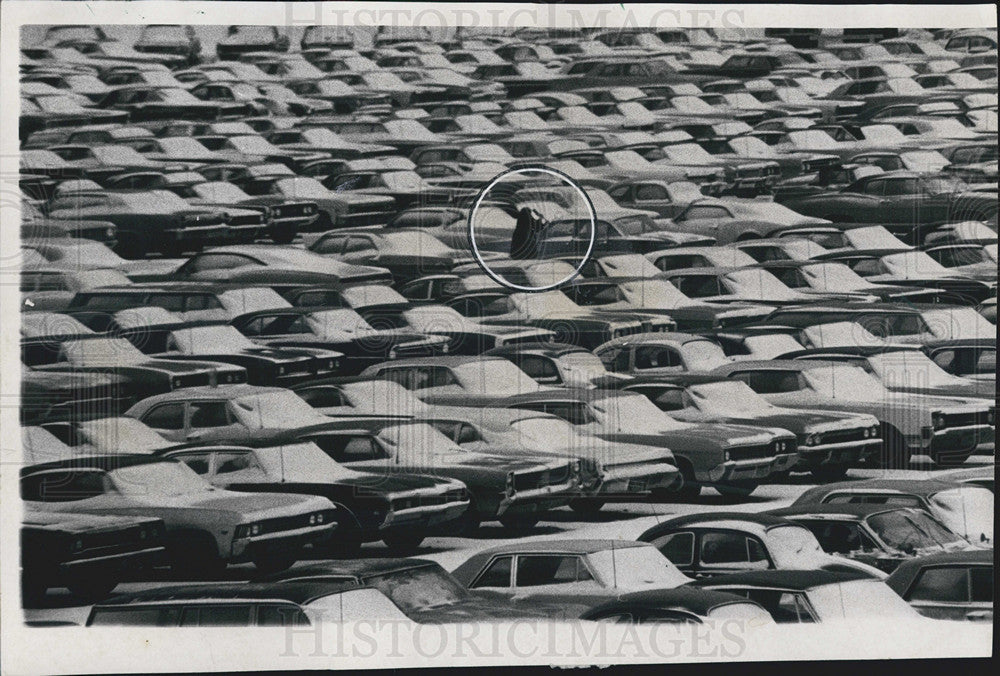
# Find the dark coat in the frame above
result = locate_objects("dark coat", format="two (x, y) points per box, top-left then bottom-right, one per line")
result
(510, 207), (543, 260)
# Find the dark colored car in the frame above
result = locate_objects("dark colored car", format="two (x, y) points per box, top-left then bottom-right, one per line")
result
(257, 559), (555, 622)
(885, 549), (993, 621)
(768, 503), (979, 574)
(162, 442), (469, 553)
(216, 26), (289, 60)
(230, 307), (450, 375)
(579, 587), (774, 624)
(21, 510), (166, 602)
(133, 24), (202, 66)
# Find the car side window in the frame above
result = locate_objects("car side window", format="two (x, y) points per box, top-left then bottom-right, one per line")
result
(636, 184), (668, 201)
(517, 356), (561, 384)
(313, 236), (348, 255)
(699, 532), (769, 568)
(257, 604), (310, 626)
(800, 521), (876, 554)
(471, 556), (514, 588)
(907, 566), (970, 602)
(653, 532), (695, 566)
(633, 346), (682, 371)
(297, 387), (346, 408)
(515, 555), (594, 587)
(776, 592), (815, 623)
(189, 401), (231, 428)
(142, 403), (186, 431)
(213, 452), (265, 479)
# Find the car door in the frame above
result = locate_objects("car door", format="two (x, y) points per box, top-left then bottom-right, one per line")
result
(901, 565), (993, 621)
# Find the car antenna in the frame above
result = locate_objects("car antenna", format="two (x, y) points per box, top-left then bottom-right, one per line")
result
(611, 539), (618, 591)
(210, 366), (218, 388)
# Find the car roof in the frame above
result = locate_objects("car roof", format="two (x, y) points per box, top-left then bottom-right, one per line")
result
(470, 539), (650, 556)
(22, 452), (171, 475)
(597, 332), (716, 349)
(257, 558), (440, 582)
(94, 581), (360, 607)
(641, 511), (793, 539)
(793, 478), (973, 505)
(690, 569), (870, 591)
(886, 549), (994, 595)
(125, 384), (288, 411)
(484, 341), (591, 359)
(768, 503), (921, 520)
(368, 355), (510, 368)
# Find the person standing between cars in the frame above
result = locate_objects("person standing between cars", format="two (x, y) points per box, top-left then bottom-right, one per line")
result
(510, 206), (545, 260)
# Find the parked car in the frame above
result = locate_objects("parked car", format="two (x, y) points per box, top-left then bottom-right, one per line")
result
(885, 550), (993, 621)
(21, 454), (341, 574)
(579, 587), (775, 624)
(21, 509), (166, 602)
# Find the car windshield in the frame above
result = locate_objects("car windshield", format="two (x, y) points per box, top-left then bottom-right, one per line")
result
(866, 351), (966, 388)
(929, 487), (994, 544)
(866, 509), (967, 553)
(382, 230), (452, 256)
(510, 417), (585, 451)
(110, 460), (211, 496)
(61, 338), (146, 366)
(766, 525), (830, 567)
(728, 136), (776, 158)
(377, 422), (461, 456)
(193, 182), (251, 202)
(807, 580), (917, 620)
(452, 360), (541, 395)
(743, 333), (806, 359)
(880, 252), (950, 277)
(559, 351), (610, 378)
(592, 393), (687, 433)
(922, 308), (996, 340)
(619, 279), (693, 308)
(81, 418), (172, 452)
(801, 322), (885, 349)
(799, 263), (870, 292)
(169, 326), (256, 353)
(255, 442), (364, 481)
(708, 602), (775, 622)
(844, 226), (908, 250)
(724, 269), (801, 301)
(364, 566), (468, 611)
(231, 391), (327, 429)
(275, 177), (329, 199)
(687, 381), (777, 416)
(802, 365), (890, 401)
(587, 546), (691, 589)
(305, 309), (377, 338)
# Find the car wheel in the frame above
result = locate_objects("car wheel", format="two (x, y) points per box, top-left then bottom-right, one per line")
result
(253, 553), (298, 574)
(811, 464), (849, 481)
(168, 532), (225, 579)
(498, 514), (540, 531)
(66, 576), (119, 602)
(671, 461), (702, 501)
(382, 530), (425, 553)
(457, 510), (482, 536)
(877, 427), (912, 470)
(568, 498), (605, 515)
(714, 481), (759, 499)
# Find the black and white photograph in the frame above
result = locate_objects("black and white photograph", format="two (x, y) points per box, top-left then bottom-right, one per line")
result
(0, 2), (995, 673)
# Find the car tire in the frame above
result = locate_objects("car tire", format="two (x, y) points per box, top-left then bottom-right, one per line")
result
(66, 576), (119, 602)
(498, 514), (540, 531)
(168, 532), (225, 579)
(877, 427), (912, 470)
(457, 510), (482, 536)
(253, 553), (298, 574)
(382, 530), (425, 553)
(568, 499), (605, 515)
(811, 464), (849, 482)
(671, 461), (702, 501)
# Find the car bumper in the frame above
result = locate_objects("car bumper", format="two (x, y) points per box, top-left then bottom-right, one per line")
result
(496, 479), (578, 517)
(166, 225), (230, 243)
(705, 453), (799, 482)
(594, 462), (679, 496)
(230, 523), (334, 560)
(381, 500), (470, 529)
(797, 439), (883, 468)
(910, 425), (994, 454)
(58, 545), (166, 577)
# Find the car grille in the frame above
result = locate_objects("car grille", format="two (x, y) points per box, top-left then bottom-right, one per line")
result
(819, 428), (868, 445)
(274, 203), (315, 219)
(228, 214), (263, 227)
(513, 464), (572, 491)
(80, 524), (147, 554)
(392, 488), (468, 511)
(727, 444), (776, 461)
(257, 510), (337, 535)
(801, 156), (838, 173)
(942, 411), (988, 429)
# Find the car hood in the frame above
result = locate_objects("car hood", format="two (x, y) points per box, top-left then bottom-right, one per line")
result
(131, 488), (330, 518)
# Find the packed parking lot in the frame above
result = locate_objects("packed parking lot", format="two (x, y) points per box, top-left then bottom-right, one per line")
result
(17, 24), (996, 631)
